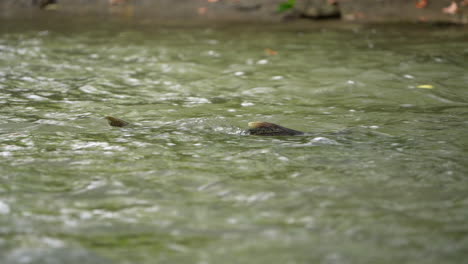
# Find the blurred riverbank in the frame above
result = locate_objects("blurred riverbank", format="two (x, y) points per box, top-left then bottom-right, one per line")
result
(1, 0), (467, 24)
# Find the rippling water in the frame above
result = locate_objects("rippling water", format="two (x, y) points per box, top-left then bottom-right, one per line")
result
(1, 18), (468, 264)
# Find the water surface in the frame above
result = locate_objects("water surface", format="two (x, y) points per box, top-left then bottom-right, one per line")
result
(1, 18), (468, 264)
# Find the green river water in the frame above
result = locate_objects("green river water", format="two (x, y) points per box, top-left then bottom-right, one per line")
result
(0, 18), (467, 264)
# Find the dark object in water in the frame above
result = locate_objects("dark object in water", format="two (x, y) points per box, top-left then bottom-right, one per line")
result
(105, 116), (129, 127)
(246, 121), (304, 136)
(105, 116), (303, 136)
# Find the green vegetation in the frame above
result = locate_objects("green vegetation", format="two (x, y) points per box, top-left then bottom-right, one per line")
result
(277, 0), (296, 12)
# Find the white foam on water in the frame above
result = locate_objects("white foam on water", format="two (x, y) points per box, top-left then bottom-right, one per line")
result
(0, 200), (10, 214)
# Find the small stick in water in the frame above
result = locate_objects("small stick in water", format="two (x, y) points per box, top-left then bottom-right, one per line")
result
(247, 121), (304, 136)
(105, 116), (130, 127)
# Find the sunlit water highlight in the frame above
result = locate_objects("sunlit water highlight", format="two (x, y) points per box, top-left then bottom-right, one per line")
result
(1, 19), (468, 264)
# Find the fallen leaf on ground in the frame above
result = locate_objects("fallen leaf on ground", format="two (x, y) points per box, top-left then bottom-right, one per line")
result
(198, 7), (208, 15)
(442, 1), (458, 14)
(416, 0), (428, 9)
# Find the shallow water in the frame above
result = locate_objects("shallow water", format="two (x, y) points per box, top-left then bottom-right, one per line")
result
(1, 18), (468, 264)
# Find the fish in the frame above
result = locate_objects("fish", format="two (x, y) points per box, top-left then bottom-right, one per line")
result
(246, 121), (304, 136)
(105, 116), (130, 127)
(105, 116), (304, 136)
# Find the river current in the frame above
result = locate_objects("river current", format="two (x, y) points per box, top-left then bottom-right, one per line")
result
(1, 18), (467, 264)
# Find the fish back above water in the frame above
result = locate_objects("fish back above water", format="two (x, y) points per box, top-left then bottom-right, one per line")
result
(246, 121), (304, 136)
(106, 116), (304, 136)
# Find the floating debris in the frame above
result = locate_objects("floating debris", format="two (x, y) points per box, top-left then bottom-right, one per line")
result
(416, 84), (434, 89)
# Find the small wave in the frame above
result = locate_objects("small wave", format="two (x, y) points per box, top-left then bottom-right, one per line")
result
(288, 136), (339, 147)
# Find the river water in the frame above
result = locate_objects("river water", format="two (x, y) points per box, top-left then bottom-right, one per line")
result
(1, 18), (467, 264)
